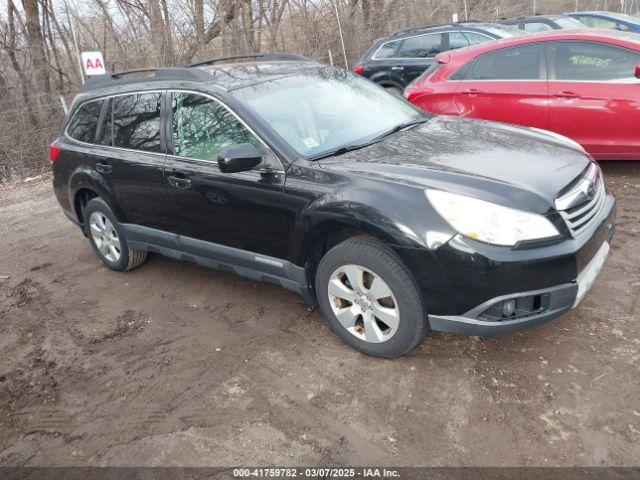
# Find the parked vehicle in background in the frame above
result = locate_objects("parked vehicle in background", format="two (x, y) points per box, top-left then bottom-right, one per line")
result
(352, 22), (524, 94)
(51, 54), (615, 358)
(498, 14), (588, 32)
(567, 11), (640, 33)
(405, 29), (640, 160)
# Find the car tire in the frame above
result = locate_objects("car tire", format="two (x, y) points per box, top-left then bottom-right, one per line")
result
(315, 236), (428, 358)
(83, 198), (147, 272)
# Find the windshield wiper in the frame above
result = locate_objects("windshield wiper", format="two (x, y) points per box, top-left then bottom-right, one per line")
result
(309, 117), (430, 161)
(370, 118), (430, 142)
(309, 142), (373, 161)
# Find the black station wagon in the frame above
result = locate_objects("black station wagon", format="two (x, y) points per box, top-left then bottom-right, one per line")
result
(353, 22), (524, 93)
(51, 54), (615, 357)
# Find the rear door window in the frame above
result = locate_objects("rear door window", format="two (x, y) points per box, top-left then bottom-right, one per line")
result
(463, 31), (494, 45)
(112, 92), (162, 152)
(448, 32), (470, 50)
(524, 22), (553, 32)
(67, 99), (104, 143)
(397, 34), (443, 58)
(473, 44), (543, 80)
(549, 41), (640, 81)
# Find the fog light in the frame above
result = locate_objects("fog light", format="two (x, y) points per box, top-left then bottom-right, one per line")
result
(502, 299), (516, 317)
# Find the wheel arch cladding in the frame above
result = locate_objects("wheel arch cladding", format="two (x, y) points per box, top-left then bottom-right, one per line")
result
(69, 168), (124, 225)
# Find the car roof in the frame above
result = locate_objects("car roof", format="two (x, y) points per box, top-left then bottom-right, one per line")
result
(570, 11), (640, 23)
(500, 14), (565, 21)
(386, 21), (506, 39)
(435, 28), (640, 63)
(198, 60), (322, 90)
(78, 54), (320, 98)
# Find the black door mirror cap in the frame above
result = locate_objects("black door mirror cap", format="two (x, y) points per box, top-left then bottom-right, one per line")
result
(218, 143), (263, 173)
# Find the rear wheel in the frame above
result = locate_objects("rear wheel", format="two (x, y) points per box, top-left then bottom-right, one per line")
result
(83, 198), (147, 271)
(315, 236), (428, 358)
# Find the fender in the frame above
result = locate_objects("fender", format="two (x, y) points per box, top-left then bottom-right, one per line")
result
(291, 196), (429, 267)
(68, 166), (125, 223)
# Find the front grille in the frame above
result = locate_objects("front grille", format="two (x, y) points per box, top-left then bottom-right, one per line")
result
(556, 164), (606, 237)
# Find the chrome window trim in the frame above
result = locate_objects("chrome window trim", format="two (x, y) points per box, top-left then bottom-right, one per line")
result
(64, 88), (285, 172)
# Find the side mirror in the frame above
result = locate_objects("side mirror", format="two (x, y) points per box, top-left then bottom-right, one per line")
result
(636, 64), (640, 79)
(218, 143), (263, 173)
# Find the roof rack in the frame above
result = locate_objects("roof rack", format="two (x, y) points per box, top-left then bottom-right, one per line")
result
(390, 20), (483, 37)
(187, 53), (312, 68)
(81, 67), (213, 92)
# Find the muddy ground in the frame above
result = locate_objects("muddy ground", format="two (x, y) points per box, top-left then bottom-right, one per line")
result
(0, 163), (639, 467)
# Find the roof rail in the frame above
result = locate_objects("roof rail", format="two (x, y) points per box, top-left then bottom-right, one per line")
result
(80, 67), (214, 92)
(187, 53), (312, 68)
(390, 20), (483, 37)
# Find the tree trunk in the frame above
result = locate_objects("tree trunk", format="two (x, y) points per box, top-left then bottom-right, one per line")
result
(21, 0), (51, 96)
(6, 0), (39, 126)
(147, 0), (173, 65)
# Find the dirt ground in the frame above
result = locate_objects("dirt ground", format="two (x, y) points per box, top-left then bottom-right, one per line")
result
(0, 162), (639, 468)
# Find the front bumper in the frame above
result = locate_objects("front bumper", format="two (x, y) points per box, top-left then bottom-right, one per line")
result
(428, 282), (577, 336)
(394, 193), (616, 336)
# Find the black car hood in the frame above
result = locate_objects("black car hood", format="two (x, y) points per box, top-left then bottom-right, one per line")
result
(318, 115), (591, 213)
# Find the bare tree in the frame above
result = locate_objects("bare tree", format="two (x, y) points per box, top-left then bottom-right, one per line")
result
(22, 0), (50, 95)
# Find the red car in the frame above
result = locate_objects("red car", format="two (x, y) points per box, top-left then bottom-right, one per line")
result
(404, 29), (640, 160)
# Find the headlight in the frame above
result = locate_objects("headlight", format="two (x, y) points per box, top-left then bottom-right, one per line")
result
(426, 190), (560, 247)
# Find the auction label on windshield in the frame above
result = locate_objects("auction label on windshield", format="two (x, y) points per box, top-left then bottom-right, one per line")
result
(234, 468), (400, 478)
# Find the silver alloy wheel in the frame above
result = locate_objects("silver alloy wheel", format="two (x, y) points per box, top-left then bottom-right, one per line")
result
(327, 264), (400, 343)
(89, 212), (122, 262)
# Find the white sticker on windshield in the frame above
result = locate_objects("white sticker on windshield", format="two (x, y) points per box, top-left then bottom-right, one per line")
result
(302, 137), (319, 149)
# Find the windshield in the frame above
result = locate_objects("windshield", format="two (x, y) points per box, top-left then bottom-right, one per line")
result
(231, 68), (425, 157)
(555, 16), (588, 29)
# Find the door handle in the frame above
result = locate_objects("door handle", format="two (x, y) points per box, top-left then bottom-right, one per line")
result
(167, 174), (192, 189)
(95, 162), (112, 174)
(391, 66), (404, 71)
(553, 91), (581, 99)
(460, 88), (482, 96)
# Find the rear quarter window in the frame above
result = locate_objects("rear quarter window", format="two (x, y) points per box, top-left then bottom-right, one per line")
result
(374, 40), (400, 59)
(450, 60), (473, 80)
(67, 99), (104, 143)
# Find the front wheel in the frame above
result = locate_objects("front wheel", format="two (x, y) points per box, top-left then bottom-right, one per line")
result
(315, 236), (428, 358)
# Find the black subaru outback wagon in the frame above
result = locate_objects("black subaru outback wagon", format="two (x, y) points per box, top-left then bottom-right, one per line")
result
(51, 54), (615, 358)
